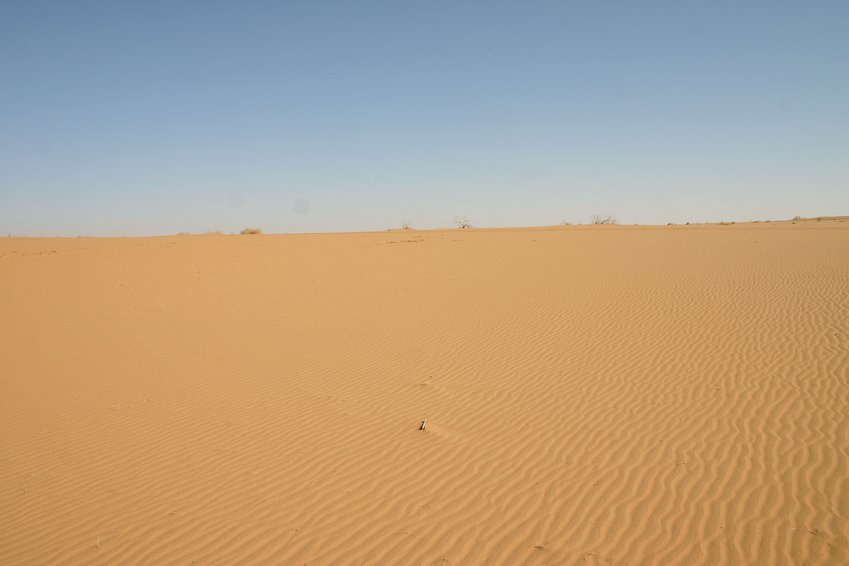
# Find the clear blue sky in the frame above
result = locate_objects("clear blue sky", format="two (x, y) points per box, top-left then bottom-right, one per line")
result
(1, 1), (847, 235)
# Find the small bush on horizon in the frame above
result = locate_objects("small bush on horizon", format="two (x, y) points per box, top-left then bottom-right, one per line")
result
(240, 227), (262, 235)
(590, 214), (617, 225)
(453, 216), (472, 229)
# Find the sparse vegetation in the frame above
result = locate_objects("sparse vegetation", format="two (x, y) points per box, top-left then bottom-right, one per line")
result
(400, 222), (412, 230)
(590, 214), (617, 225)
(453, 216), (472, 229)
(240, 227), (262, 235)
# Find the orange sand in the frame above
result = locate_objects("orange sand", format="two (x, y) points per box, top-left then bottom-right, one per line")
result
(1, 220), (848, 564)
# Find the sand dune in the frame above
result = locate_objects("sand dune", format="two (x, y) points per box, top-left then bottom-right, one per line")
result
(1, 221), (848, 565)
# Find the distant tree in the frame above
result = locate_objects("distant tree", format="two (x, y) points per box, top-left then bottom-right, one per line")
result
(453, 216), (472, 229)
(590, 214), (617, 225)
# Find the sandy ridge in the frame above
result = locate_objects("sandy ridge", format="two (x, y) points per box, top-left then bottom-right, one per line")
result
(1, 222), (847, 564)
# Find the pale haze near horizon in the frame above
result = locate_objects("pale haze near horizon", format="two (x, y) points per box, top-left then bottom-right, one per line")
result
(1, 1), (847, 236)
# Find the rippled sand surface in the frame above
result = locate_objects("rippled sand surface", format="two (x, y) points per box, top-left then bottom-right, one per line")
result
(2, 219), (847, 565)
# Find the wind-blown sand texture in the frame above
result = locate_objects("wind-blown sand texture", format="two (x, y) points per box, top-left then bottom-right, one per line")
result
(1, 220), (848, 565)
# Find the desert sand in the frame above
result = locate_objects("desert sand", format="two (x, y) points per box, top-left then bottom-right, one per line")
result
(1, 219), (848, 565)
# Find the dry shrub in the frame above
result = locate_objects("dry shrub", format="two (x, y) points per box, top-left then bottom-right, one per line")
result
(590, 214), (617, 225)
